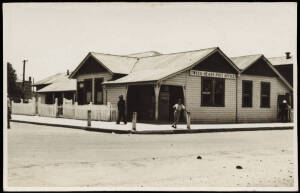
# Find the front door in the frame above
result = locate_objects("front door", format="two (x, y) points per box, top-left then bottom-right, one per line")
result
(159, 85), (170, 121)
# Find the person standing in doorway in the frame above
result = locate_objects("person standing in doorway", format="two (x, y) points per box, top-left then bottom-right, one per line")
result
(171, 98), (186, 129)
(281, 100), (290, 122)
(117, 95), (127, 124)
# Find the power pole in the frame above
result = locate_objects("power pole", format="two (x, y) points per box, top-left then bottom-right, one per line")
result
(22, 59), (28, 99)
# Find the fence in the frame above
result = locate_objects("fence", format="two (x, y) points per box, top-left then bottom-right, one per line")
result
(37, 98), (58, 118)
(63, 100), (117, 121)
(11, 98), (36, 115)
(11, 97), (118, 122)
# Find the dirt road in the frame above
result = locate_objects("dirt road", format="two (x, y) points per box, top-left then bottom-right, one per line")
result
(6, 122), (295, 189)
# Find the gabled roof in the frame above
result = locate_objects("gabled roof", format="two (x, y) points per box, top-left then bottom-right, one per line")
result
(33, 73), (67, 86)
(103, 47), (240, 85)
(37, 75), (76, 93)
(230, 54), (263, 71)
(268, 56), (293, 66)
(231, 54), (293, 91)
(69, 52), (138, 78)
(127, 51), (162, 58)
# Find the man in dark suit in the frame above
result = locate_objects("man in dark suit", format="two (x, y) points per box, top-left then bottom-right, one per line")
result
(117, 95), (127, 124)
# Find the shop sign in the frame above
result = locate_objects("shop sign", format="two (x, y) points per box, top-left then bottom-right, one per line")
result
(189, 70), (236, 79)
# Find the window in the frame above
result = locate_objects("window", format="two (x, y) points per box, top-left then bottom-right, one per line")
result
(242, 80), (253, 107)
(261, 82), (270, 108)
(201, 77), (225, 106)
(94, 78), (104, 104)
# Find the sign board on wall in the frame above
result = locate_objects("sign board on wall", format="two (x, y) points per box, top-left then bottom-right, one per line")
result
(189, 70), (236, 80)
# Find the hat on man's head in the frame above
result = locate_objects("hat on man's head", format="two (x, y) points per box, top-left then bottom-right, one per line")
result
(283, 100), (287, 103)
(119, 95), (123, 99)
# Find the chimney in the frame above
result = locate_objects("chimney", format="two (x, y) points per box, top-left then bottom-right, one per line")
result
(67, 70), (69, 75)
(285, 52), (291, 59)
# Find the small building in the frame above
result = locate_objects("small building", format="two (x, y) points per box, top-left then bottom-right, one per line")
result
(33, 71), (76, 105)
(69, 47), (292, 123)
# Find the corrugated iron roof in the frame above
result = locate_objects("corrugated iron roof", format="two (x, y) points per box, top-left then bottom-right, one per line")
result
(104, 47), (219, 84)
(230, 54), (262, 71)
(127, 51), (162, 58)
(268, 56), (293, 66)
(33, 73), (67, 86)
(37, 75), (76, 93)
(90, 52), (138, 74)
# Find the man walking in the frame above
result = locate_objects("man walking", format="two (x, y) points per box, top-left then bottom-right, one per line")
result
(117, 95), (127, 124)
(171, 98), (186, 129)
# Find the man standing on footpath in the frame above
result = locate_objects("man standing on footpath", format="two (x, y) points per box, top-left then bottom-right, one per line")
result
(171, 98), (186, 129)
(116, 95), (127, 124)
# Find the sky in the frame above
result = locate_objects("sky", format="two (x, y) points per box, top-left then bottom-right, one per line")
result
(3, 2), (297, 82)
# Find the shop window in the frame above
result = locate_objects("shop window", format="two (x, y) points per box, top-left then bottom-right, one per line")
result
(201, 77), (225, 107)
(94, 78), (104, 104)
(261, 82), (270, 108)
(242, 80), (253, 107)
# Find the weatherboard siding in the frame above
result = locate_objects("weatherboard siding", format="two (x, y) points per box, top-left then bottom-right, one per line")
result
(237, 74), (290, 123)
(163, 71), (236, 123)
(105, 85), (127, 109)
(186, 76), (236, 123)
(162, 71), (188, 86)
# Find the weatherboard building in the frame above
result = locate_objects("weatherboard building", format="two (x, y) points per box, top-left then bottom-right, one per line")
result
(68, 47), (293, 123)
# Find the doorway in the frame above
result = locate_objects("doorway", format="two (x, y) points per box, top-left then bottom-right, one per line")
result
(127, 85), (155, 122)
(159, 85), (184, 122)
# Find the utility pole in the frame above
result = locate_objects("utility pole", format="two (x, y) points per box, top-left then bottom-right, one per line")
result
(22, 59), (28, 99)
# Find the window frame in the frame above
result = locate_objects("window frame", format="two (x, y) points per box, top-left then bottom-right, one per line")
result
(260, 82), (271, 108)
(201, 77), (225, 107)
(242, 80), (253, 108)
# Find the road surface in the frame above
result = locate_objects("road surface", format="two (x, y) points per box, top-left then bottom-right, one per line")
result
(6, 122), (295, 189)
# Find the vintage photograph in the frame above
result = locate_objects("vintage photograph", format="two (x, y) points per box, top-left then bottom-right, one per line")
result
(3, 2), (297, 191)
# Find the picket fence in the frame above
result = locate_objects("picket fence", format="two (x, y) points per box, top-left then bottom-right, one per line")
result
(11, 98), (36, 115)
(63, 102), (116, 121)
(11, 97), (117, 121)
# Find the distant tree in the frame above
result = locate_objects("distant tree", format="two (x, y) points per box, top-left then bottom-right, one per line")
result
(7, 62), (23, 101)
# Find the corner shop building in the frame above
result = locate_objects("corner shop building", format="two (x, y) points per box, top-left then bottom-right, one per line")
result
(69, 47), (293, 123)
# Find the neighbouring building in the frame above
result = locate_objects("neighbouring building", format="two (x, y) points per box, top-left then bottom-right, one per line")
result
(268, 52), (294, 87)
(69, 47), (293, 123)
(33, 71), (76, 105)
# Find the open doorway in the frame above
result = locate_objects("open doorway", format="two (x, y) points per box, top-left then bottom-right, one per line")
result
(127, 85), (155, 122)
(159, 85), (184, 123)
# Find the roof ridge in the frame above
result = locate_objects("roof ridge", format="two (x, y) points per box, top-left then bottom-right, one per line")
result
(127, 50), (162, 56)
(90, 52), (139, 59)
(230, 54), (263, 59)
(91, 47), (218, 59)
(138, 47), (219, 59)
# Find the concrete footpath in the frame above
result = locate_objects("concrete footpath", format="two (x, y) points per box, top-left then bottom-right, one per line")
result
(11, 114), (294, 134)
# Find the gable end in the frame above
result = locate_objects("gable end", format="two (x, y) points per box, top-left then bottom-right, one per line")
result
(192, 51), (238, 74)
(243, 57), (278, 77)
